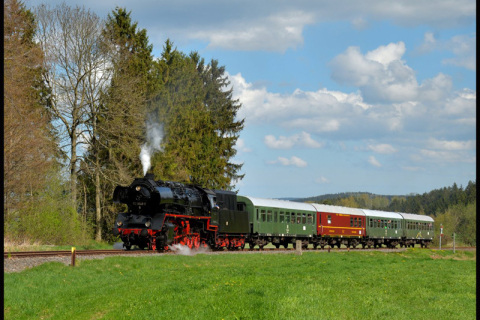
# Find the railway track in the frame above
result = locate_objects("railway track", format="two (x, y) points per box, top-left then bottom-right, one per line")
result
(5, 246), (474, 259)
(3, 249), (153, 259)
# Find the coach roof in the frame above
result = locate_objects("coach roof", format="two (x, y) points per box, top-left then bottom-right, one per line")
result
(239, 196), (316, 212)
(397, 212), (434, 222)
(361, 209), (403, 220)
(309, 203), (365, 216)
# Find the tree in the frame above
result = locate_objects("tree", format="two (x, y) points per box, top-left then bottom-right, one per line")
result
(34, 3), (110, 211)
(148, 41), (245, 190)
(195, 56), (245, 189)
(81, 7), (154, 240)
(4, 0), (56, 221)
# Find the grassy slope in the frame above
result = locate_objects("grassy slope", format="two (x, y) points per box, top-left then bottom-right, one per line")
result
(4, 249), (476, 320)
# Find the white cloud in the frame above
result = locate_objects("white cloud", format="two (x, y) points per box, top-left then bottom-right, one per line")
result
(416, 32), (476, 71)
(264, 132), (323, 149)
(235, 138), (252, 153)
(416, 149), (476, 163)
(443, 89), (476, 116)
(329, 42), (420, 103)
(427, 138), (475, 151)
(228, 67), (476, 143)
(367, 143), (397, 154)
(351, 17), (369, 30)
(191, 10), (315, 53)
(268, 156), (307, 167)
(368, 156), (382, 167)
(315, 176), (330, 183)
(442, 34), (476, 71)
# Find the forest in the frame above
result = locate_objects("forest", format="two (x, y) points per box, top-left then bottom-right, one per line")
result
(4, 0), (475, 247)
(4, 0), (243, 245)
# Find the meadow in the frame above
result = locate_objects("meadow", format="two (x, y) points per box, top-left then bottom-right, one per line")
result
(4, 248), (476, 320)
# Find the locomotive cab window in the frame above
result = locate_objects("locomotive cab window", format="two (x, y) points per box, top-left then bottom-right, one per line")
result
(237, 202), (246, 211)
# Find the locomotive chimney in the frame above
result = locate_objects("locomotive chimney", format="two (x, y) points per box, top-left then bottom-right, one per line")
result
(145, 173), (155, 180)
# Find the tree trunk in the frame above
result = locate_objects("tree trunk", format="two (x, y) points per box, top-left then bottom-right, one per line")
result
(95, 152), (102, 241)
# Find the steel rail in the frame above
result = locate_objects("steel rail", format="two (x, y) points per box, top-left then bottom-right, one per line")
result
(5, 246), (475, 258)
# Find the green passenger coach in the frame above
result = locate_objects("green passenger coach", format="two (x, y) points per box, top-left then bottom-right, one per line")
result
(362, 209), (403, 248)
(398, 213), (434, 248)
(236, 196), (317, 249)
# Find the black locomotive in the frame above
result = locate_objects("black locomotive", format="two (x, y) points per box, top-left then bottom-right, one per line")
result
(112, 174), (249, 250)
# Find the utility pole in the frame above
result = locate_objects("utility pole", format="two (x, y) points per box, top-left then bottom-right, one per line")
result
(439, 224), (443, 249)
(453, 233), (455, 253)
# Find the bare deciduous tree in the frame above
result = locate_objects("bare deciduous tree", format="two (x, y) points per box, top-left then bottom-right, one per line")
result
(34, 2), (112, 212)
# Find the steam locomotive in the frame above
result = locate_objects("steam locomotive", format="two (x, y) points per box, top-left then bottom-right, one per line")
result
(112, 174), (434, 251)
(112, 174), (249, 251)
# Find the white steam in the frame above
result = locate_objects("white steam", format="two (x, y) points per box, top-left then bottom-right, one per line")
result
(169, 244), (211, 256)
(140, 119), (164, 176)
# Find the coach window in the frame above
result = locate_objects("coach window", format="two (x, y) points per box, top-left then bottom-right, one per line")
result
(369, 218), (373, 228)
(307, 214), (313, 225)
(280, 212), (284, 223)
(350, 217), (354, 227)
(267, 210), (272, 222)
(302, 214), (306, 224)
(297, 214), (302, 224)
(355, 218), (358, 227)
(291, 213), (296, 224)
(285, 212), (290, 224)
(327, 215), (332, 224)
(261, 210), (266, 222)
(274, 211), (278, 223)
(256, 209), (259, 221)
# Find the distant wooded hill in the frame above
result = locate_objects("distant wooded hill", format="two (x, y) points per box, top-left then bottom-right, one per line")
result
(285, 180), (476, 218)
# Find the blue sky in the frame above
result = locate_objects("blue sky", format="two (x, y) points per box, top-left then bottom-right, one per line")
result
(26, 0), (476, 198)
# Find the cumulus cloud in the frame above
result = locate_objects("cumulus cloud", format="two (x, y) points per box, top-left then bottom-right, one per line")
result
(427, 138), (475, 151)
(235, 138), (252, 153)
(329, 41), (464, 105)
(268, 156), (307, 167)
(329, 42), (420, 103)
(264, 132), (323, 149)
(351, 17), (369, 30)
(415, 149), (476, 163)
(190, 10), (315, 52)
(228, 64), (475, 143)
(368, 156), (382, 167)
(416, 32), (476, 71)
(367, 143), (397, 154)
(315, 176), (330, 183)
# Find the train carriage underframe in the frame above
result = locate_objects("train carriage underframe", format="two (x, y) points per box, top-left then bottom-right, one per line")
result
(118, 228), (432, 251)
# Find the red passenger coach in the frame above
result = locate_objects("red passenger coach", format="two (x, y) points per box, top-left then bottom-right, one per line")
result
(310, 204), (366, 248)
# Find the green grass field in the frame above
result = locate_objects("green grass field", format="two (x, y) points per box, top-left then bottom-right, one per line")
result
(4, 249), (476, 320)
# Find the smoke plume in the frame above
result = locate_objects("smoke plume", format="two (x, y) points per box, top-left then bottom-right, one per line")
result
(140, 119), (164, 176)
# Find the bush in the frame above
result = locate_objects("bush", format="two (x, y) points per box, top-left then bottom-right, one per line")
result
(4, 170), (93, 246)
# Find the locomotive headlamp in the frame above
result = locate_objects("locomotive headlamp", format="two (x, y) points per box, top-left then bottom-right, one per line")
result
(145, 220), (151, 228)
(117, 221), (123, 227)
(136, 186), (141, 191)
